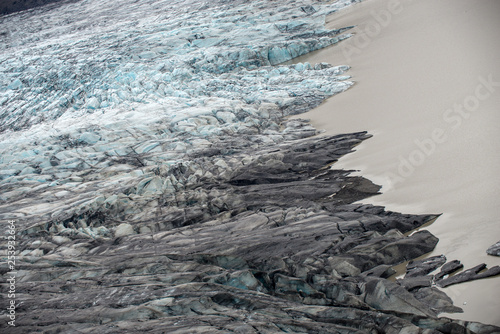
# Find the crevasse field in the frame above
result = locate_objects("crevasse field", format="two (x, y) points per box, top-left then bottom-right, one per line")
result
(0, 0), (354, 225)
(3, 0), (500, 332)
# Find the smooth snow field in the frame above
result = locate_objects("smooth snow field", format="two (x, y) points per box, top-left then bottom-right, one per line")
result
(290, 0), (500, 326)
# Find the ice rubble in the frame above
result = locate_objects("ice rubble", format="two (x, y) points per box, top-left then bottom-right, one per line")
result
(0, 0), (357, 234)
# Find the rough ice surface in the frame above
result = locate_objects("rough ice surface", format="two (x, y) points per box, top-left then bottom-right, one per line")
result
(4, 2), (500, 332)
(0, 0), (354, 130)
(0, 0), (356, 230)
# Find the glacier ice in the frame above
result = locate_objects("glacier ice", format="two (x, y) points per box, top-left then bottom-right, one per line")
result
(0, 0), (357, 232)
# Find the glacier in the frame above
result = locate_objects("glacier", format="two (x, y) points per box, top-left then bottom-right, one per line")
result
(2, 0), (500, 333)
(0, 0), (356, 227)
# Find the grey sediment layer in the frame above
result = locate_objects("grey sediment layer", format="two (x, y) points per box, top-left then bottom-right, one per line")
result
(2, 128), (500, 333)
